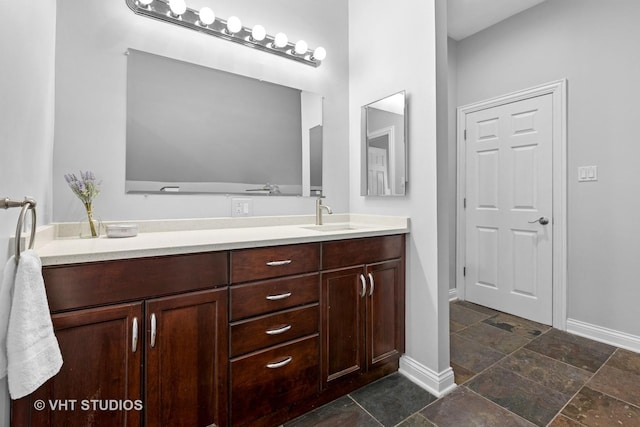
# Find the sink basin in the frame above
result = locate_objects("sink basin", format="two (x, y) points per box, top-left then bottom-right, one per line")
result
(301, 224), (368, 232)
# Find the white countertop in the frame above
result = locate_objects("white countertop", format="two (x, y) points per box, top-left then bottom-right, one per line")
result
(32, 214), (410, 266)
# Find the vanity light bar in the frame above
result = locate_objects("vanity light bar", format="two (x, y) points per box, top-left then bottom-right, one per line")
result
(124, 0), (326, 67)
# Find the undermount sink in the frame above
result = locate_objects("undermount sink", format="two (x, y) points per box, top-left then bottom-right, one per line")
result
(301, 224), (368, 232)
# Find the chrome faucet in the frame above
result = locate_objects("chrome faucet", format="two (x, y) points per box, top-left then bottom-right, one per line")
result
(315, 197), (332, 225)
(245, 183), (281, 195)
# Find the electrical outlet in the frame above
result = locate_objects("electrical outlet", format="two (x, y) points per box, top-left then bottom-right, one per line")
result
(578, 166), (598, 182)
(231, 198), (252, 217)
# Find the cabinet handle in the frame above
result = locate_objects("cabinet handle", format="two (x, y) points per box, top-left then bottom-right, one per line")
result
(368, 273), (375, 296)
(265, 324), (292, 335)
(359, 274), (367, 297)
(150, 313), (157, 348)
(266, 259), (292, 267)
(266, 356), (292, 369)
(132, 317), (139, 353)
(266, 292), (292, 301)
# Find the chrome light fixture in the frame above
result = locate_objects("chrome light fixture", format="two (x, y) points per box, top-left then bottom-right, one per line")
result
(125, 0), (326, 67)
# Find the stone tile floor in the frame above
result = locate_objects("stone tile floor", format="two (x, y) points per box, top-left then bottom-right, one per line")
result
(286, 301), (640, 426)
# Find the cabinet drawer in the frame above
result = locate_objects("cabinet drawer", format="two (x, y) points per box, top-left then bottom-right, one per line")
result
(230, 304), (318, 357)
(230, 273), (319, 320)
(43, 252), (229, 312)
(231, 243), (320, 283)
(322, 235), (404, 270)
(230, 335), (319, 426)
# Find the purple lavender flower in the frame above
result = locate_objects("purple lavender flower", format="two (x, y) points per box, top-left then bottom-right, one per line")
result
(64, 170), (101, 204)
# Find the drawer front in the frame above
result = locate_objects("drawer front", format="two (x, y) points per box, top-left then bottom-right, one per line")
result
(43, 252), (229, 312)
(230, 243), (320, 283)
(230, 273), (319, 320)
(230, 304), (319, 357)
(230, 335), (319, 426)
(322, 235), (405, 270)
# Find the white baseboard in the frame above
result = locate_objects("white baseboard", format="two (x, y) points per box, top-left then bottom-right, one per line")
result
(399, 355), (456, 398)
(566, 318), (640, 353)
(449, 288), (458, 302)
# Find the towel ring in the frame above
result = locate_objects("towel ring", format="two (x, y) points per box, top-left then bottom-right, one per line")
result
(15, 201), (37, 264)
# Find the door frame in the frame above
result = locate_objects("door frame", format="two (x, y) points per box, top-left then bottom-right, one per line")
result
(367, 125), (396, 195)
(455, 79), (568, 330)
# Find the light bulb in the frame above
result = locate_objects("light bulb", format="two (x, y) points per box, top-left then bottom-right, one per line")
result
(226, 16), (242, 34)
(274, 32), (288, 48)
(198, 7), (215, 26)
(294, 40), (308, 55)
(169, 0), (186, 16)
(251, 24), (266, 41)
(138, 0), (153, 6)
(312, 46), (327, 61)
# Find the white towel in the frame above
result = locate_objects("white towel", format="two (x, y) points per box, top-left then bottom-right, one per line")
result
(6, 250), (62, 399)
(0, 256), (17, 381)
(0, 257), (17, 427)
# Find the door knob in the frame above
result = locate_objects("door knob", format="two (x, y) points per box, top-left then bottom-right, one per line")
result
(528, 217), (550, 225)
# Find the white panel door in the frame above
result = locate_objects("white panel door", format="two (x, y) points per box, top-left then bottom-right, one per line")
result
(368, 147), (390, 195)
(465, 94), (553, 324)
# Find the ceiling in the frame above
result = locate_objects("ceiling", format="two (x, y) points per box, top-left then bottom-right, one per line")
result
(447, 0), (547, 41)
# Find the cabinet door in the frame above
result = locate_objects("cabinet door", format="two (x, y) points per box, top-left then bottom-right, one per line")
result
(321, 267), (366, 388)
(12, 302), (143, 427)
(366, 260), (405, 370)
(145, 288), (228, 427)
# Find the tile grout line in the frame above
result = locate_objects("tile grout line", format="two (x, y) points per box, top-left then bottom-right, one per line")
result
(445, 335), (536, 421)
(462, 385), (538, 427)
(346, 394), (384, 427)
(491, 333), (597, 398)
(451, 303), (640, 426)
(458, 337), (561, 425)
(544, 348), (612, 427)
(522, 331), (620, 417)
(450, 322), (536, 385)
(392, 412), (431, 427)
(452, 302), (553, 343)
(519, 343), (594, 377)
(453, 306), (640, 426)
(509, 342), (621, 426)
(450, 312), (573, 425)
(571, 348), (640, 413)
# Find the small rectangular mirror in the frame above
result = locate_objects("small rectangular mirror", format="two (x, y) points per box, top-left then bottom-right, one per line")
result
(361, 91), (407, 196)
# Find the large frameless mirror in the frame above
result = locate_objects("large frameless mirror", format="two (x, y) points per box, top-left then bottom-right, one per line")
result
(361, 91), (407, 196)
(125, 49), (323, 196)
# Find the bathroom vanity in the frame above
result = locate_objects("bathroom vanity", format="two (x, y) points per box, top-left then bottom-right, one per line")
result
(11, 215), (408, 427)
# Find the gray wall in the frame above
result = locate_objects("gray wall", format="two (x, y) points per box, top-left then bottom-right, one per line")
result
(0, 0), (56, 420)
(453, 0), (640, 336)
(434, 0), (451, 373)
(127, 50), (302, 185)
(350, 0), (454, 391)
(53, 0), (349, 221)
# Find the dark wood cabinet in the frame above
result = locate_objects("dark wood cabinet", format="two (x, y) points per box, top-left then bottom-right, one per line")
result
(11, 253), (229, 427)
(11, 234), (405, 427)
(12, 303), (143, 427)
(366, 260), (405, 370)
(145, 288), (228, 427)
(321, 236), (405, 389)
(322, 266), (366, 385)
(229, 245), (321, 427)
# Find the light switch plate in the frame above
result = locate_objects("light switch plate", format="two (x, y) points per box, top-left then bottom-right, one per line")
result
(578, 165), (598, 182)
(231, 198), (253, 217)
